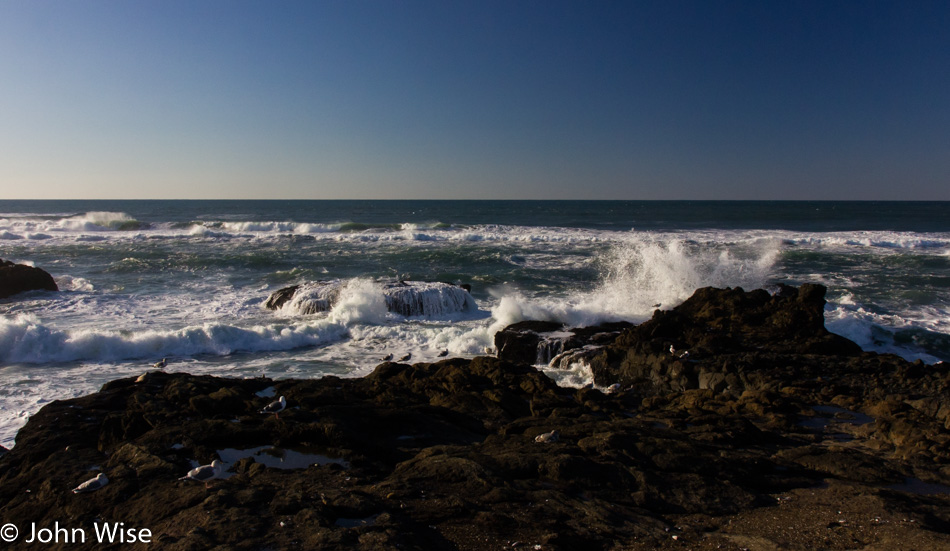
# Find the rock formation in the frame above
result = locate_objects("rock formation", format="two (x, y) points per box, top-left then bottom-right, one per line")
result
(1, 284), (948, 550)
(0, 258), (58, 299)
(494, 320), (632, 366)
(265, 280), (475, 317)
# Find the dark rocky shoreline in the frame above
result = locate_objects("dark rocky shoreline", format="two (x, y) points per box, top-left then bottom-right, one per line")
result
(1, 284), (948, 550)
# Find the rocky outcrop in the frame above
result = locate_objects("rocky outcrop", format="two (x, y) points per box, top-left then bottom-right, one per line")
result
(1, 284), (948, 550)
(0, 258), (58, 299)
(585, 284), (865, 396)
(266, 280), (475, 317)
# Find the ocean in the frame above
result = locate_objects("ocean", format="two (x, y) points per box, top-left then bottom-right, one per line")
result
(1, 200), (949, 448)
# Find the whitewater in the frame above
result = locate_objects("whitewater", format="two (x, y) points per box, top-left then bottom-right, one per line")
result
(1, 200), (949, 448)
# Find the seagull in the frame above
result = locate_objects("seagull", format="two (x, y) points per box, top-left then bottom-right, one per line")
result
(605, 383), (621, 394)
(179, 460), (224, 489)
(534, 430), (560, 443)
(260, 395), (286, 419)
(382, 353), (393, 361)
(72, 473), (109, 493)
(669, 345), (676, 356)
(399, 352), (412, 362)
(437, 349), (449, 357)
(153, 358), (167, 369)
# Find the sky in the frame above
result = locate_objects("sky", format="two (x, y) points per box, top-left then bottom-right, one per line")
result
(1, 0), (948, 200)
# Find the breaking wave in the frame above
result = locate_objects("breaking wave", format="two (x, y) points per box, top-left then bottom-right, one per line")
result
(0, 211), (145, 235)
(0, 314), (349, 364)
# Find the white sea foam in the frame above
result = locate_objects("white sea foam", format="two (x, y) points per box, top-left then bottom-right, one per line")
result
(54, 275), (95, 292)
(0, 314), (349, 364)
(0, 216), (622, 246)
(824, 300), (946, 364)
(784, 232), (950, 252)
(540, 361), (595, 388)
(1, 212), (948, 257)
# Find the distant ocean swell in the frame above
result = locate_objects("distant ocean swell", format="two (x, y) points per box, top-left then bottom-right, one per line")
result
(4, 212), (950, 253)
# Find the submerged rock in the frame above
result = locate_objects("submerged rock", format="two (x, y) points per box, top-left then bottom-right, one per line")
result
(0, 258), (58, 298)
(265, 279), (475, 317)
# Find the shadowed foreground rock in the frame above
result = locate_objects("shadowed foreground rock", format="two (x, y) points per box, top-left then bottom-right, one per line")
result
(1, 285), (948, 550)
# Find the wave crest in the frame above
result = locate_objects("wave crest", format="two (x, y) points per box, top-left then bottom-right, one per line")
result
(0, 314), (348, 364)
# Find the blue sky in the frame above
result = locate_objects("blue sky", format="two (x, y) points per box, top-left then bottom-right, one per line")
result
(1, 0), (948, 199)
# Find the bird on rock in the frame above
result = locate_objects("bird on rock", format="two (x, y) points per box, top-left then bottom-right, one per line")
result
(179, 460), (224, 489)
(535, 430), (560, 443)
(260, 395), (286, 419)
(72, 473), (109, 493)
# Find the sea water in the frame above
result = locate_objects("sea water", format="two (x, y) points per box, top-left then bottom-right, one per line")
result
(1, 200), (948, 447)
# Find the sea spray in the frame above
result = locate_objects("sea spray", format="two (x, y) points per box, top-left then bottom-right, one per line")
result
(585, 236), (779, 316)
(484, 235), (781, 331)
(329, 279), (390, 325)
(66, 211), (143, 231)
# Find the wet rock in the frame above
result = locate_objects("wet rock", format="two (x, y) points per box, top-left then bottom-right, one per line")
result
(493, 320), (564, 365)
(494, 320), (632, 366)
(0, 258), (58, 298)
(264, 284), (300, 310)
(266, 280), (475, 317)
